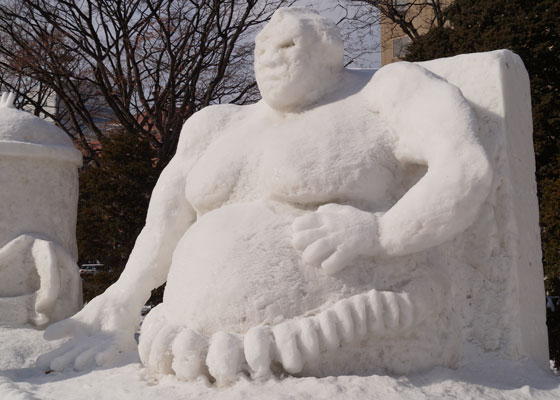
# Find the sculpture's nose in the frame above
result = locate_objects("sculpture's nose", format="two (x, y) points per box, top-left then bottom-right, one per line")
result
(256, 46), (284, 69)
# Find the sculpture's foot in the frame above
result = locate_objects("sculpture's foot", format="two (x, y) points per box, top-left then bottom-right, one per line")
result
(139, 289), (424, 384)
(139, 304), (211, 381)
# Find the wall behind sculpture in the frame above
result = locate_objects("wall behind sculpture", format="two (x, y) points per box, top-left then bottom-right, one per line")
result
(420, 49), (548, 367)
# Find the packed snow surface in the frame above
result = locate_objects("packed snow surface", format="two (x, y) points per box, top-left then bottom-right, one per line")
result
(0, 325), (559, 400)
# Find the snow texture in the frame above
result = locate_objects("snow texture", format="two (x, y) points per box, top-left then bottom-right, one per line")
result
(255, 7), (344, 112)
(0, 94), (82, 327)
(35, 6), (547, 389)
(1, 326), (560, 400)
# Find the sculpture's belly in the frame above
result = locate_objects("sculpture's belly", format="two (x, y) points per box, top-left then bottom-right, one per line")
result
(162, 201), (360, 334)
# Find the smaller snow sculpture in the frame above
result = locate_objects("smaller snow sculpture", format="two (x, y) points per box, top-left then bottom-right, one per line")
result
(0, 93), (82, 326)
(37, 7), (547, 385)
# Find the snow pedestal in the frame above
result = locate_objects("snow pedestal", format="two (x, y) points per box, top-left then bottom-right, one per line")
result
(419, 50), (548, 368)
(0, 97), (83, 326)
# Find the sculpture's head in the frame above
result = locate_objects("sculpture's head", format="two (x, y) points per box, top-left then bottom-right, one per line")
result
(255, 8), (344, 112)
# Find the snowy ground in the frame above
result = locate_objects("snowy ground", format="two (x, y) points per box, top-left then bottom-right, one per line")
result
(1, 325), (558, 400)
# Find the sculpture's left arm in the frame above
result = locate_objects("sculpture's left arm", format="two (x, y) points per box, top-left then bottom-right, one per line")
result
(367, 62), (493, 256)
(293, 62), (492, 274)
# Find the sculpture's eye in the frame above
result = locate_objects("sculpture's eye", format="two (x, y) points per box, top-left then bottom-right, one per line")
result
(279, 40), (295, 49)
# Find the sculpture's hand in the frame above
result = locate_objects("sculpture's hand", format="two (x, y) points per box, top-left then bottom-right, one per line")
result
(292, 204), (381, 274)
(36, 291), (140, 372)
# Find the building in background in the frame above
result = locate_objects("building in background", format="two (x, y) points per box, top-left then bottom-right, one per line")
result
(380, 0), (452, 65)
(23, 89), (116, 136)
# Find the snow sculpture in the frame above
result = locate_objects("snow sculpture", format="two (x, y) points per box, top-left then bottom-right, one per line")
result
(0, 93), (82, 326)
(37, 8), (547, 384)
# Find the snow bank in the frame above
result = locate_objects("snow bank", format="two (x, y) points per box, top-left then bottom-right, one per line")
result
(0, 325), (559, 400)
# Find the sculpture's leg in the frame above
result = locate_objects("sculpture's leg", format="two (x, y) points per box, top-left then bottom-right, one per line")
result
(139, 286), (439, 383)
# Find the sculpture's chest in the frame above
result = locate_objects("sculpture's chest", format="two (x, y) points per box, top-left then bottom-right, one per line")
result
(185, 104), (398, 214)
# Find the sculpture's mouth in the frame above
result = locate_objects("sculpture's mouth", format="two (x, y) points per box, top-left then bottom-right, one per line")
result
(258, 74), (283, 83)
(256, 65), (289, 83)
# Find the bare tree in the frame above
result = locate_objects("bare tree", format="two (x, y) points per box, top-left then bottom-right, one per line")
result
(0, 0), (293, 165)
(340, 0), (449, 51)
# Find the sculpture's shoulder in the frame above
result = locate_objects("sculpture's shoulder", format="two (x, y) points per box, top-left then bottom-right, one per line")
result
(362, 62), (452, 111)
(176, 103), (247, 159)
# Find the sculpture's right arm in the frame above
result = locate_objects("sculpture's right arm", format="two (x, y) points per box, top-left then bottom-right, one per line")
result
(103, 155), (196, 312)
(111, 104), (239, 306)
(36, 158), (194, 371)
(36, 107), (222, 370)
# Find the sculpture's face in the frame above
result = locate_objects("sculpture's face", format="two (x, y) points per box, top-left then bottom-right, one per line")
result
(255, 8), (344, 112)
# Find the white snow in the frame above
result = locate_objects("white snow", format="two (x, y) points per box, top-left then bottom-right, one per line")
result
(0, 95), (82, 327)
(1, 6), (557, 399)
(0, 325), (559, 399)
(255, 8), (344, 112)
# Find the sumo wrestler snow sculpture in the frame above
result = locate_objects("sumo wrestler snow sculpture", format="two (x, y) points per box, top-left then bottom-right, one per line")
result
(38, 8), (548, 383)
(0, 93), (82, 326)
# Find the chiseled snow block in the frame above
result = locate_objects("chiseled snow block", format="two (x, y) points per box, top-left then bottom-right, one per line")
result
(33, 6), (546, 379)
(137, 49), (548, 382)
(420, 50), (548, 367)
(0, 94), (83, 326)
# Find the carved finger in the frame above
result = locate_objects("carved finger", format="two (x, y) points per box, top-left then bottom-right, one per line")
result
(206, 332), (244, 385)
(32, 239), (60, 325)
(292, 213), (322, 231)
(334, 299), (355, 344)
(43, 318), (81, 341)
(171, 328), (207, 381)
(317, 310), (340, 351)
(272, 322), (303, 374)
(74, 347), (98, 371)
(320, 246), (353, 275)
(244, 326), (273, 379)
(316, 203), (345, 214)
(292, 228), (326, 250)
(147, 325), (179, 374)
(297, 318), (320, 362)
(95, 342), (122, 367)
(36, 342), (77, 371)
(138, 307), (166, 365)
(349, 295), (369, 339)
(380, 292), (400, 331)
(396, 293), (414, 330)
(301, 237), (336, 266)
(50, 343), (90, 372)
